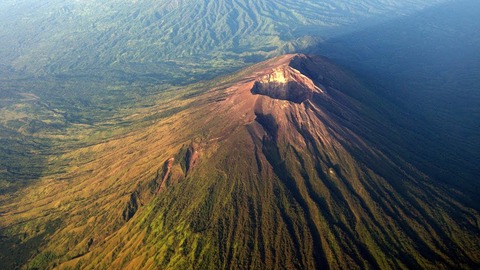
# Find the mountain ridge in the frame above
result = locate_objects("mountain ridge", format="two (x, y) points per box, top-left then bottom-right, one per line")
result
(1, 54), (478, 269)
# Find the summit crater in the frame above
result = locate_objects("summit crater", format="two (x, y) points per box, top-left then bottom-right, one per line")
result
(250, 65), (323, 103)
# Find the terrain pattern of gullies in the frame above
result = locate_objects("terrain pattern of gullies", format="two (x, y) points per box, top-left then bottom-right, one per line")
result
(0, 54), (478, 270)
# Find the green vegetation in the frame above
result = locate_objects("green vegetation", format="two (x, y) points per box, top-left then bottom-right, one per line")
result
(0, 0), (479, 269)
(0, 75), (173, 192)
(0, 0), (444, 79)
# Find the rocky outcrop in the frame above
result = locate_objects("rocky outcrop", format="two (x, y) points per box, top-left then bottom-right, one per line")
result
(122, 192), (139, 222)
(158, 158), (175, 194)
(185, 143), (199, 175)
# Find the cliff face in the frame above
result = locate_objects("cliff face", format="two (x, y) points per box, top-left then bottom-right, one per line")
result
(250, 65), (323, 103)
(1, 54), (478, 270)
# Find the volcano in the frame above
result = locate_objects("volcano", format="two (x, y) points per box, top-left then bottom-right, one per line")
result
(0, 54), (478, 269)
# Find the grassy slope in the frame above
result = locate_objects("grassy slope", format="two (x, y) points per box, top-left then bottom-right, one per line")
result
(0, 80), (198, 269)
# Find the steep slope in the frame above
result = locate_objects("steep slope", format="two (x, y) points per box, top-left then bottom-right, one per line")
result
(1, 54), (479, 269)
(315, 0), (480, 195)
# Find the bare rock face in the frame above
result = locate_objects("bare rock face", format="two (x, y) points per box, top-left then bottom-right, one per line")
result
(186, 143), (199, 174)
(158, 157), (175, 193)
(251, 65), (323, 103)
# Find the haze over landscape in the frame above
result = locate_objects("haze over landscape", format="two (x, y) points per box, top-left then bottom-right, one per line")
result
(0, 0), (479, 269)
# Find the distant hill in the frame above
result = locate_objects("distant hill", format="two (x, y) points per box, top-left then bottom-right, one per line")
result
(0, 0), (444, 80)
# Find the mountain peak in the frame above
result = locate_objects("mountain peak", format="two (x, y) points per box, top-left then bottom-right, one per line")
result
(2, 53), (478, 270)
(251, 63), (324, 103)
